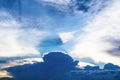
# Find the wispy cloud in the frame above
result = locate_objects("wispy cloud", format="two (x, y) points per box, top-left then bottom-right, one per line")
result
(0, 58), (43, 69)
(72, 0), (120, 65)
(0, 11), (47, 57)
(40, 0), (71, 5)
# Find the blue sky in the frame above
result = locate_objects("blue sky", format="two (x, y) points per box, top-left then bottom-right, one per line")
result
(0, 0), (120, 67)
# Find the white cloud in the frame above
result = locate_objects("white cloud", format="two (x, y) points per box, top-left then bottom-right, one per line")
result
(72, 0), (120, 65)
(77, 62), (95, 69)
(0, 71), (12, 78)
(59, 31), (75, 43)
(0, 11), (47, 57)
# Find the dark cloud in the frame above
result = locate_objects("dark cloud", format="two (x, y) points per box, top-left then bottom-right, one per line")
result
(106, 39), (120, 56)
(84, 65), (100, 70)
(0, 52), (119, 80)
(0, 60), (7, 64)
(7, 52), (78, 80)
(38, 35), (64, 53)
(71, 0), (91, 12)
(104, 63), (120, 70)
(40, 35), (63, 47)
(108, 47), (120, 56)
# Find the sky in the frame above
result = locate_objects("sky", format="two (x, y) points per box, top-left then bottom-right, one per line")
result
(0, 0), (120, 68)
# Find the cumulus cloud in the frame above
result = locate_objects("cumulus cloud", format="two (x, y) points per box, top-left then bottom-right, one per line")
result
(4, 52), (120, 80)
(72, 0), (120, 65)
(6, 52), (78, 80)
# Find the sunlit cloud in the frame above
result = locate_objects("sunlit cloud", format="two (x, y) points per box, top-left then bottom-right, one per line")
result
(0, 10), (47, 57)
(0, 71), (12, 78)
(0, 58), (43, 69)
(59, 31), (76, 43)
(72, 0), (120, 65)
(77, 61), (95, 69)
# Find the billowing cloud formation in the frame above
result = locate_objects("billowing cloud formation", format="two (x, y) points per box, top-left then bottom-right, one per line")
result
(72, 0), (120, 65)
(2, 52), (120, 80)
(6, 52), (78, 80)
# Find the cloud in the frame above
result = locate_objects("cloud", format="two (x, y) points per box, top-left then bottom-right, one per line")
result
(0, 71), (12, 78)
(0, 58), (43, 69)
(0, 0), (115, 60)
(5, 52), (120, 80)
(0, 1), (72, 57)
(59, 31), (75, 43)
(77, 61), (95, 69)
(7, 52), (78, 80)
(72, 0), (120, 65)
(0, 10), (48, 57)
(40, 0), (71, 5)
